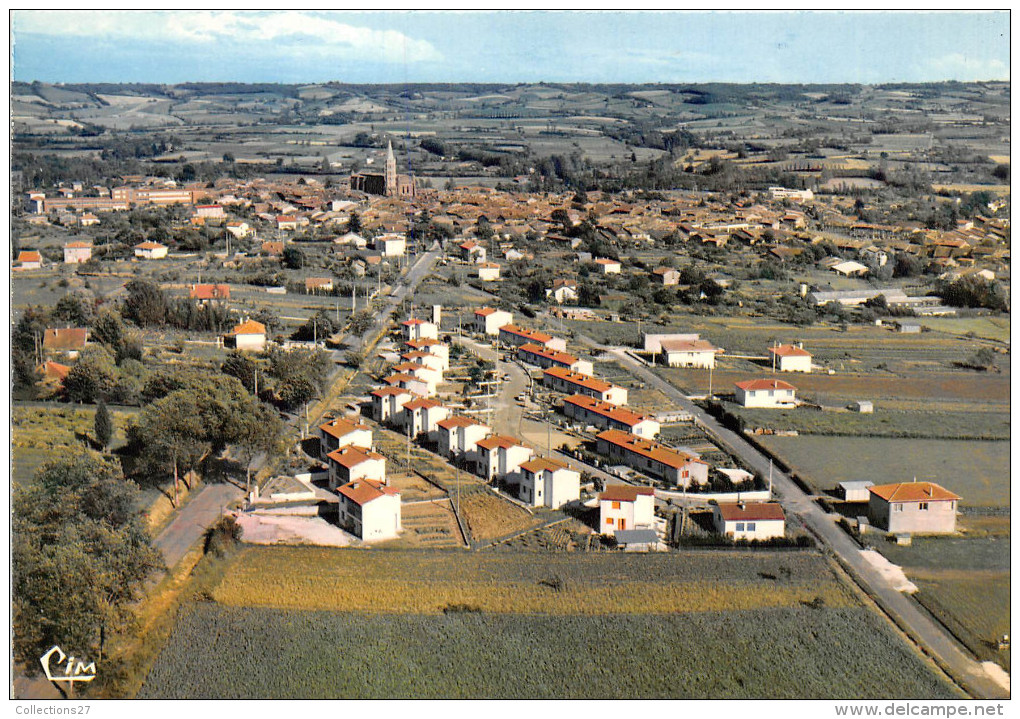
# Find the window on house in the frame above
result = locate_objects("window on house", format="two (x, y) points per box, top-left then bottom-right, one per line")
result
(605, 518), (614, 526)
(893, 503), (902, 512)
(746, 522), (756, 531)
(768, 390), (774, 397)
(949, 501), (955, 510)
(612, 501), (620, 510)
(919, 502), (928, 511)
(735, 523), (745, 531)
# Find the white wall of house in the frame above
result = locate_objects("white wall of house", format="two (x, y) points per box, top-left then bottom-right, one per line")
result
(869, 497), (958, 534)
(714, 514), (785, 541)
(328, 455), (386, 491)
(319, 427), (373, 459)
(663, 349), (716, 369)
(599, 494), (655, 536)
(340, 493), (401, 541)
(520, 467), (581, 509)
(235, 333), (266, 351)
(777, 355), (812, 373)
(475, 310), (513, 335)
(735, 386), (796, 408)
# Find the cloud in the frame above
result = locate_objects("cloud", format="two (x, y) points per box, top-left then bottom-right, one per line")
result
(929, 53), (1009, 81)
(13, 10), (442, 64)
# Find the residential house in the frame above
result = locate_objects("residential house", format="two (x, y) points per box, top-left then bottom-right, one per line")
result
(518, 458), (580, 509)
(401, 318), (439, 342)
(336, 478), (401, 542)
(401, 397), (449, 439)
(546, 278), (578, 304)
(830, 260), (870, 277)
(561, 394), (660, 438)
(713, 502), (786, 541)
(594, 257), (622, 274)
(371, 386), (414, 424)
(768, 344), (812, 373)
(651, 267), (680, 286)
(596, 429), (709, 488)
(734, 379), (797, 408)
(305, 277), (334, 294)
(476, 435), (535, 483)
(194, 204), (225, 219)
(517, 343), (593, 375)
(436, 415), (492, 461)
(543, 367), (628, 406)
(474, 307), (513, 335)
(261, 241), (285, 257)
(600, 485), (656, 536)
(63, 241), (93, 264)
(134, 241), (168, 259)
(16, 250), (43, 269)
(374, 233), (406, 257)
(319, 417), (373, 460)
(868, 482), (960, 534)
(383, 372), (432, 398)
(43, 326), (87, 355)
(405, 338), (450, 370)
(839, 480), (875, 502)
(79, 213), (99, 227)
(36, 360), (71, 392)
(459, 240), (487, 263)
(401, 351), (446, 374)
(477, 262), (501, 281)
(390, 362), (442, 394)
(231, 320), (267, 351)
(643, 332), (701, 353)
(326, 445), (386, 490)
(659, 338), (718, 369)
(498, 325), (567, 353)
(190, 284), (231, 302)
(276, 215), (301, 231)
(226, 221), (253, 239)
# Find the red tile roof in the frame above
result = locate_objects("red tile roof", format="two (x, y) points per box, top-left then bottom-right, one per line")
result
(562, 394), (650, 427)
(326, 446), (384, 469)
(600, 485), (655, 502)
(190, 284), (230, 300)
(716, 502), (786, 522)
(337, 478), (399, 506)
(596, 428), (706, 470)
(520, 457), (570, 474)
(43, 328), (88, 351)
(437, 415), (488, 430)
(402, 397), (443, 411)
(319, 417), (370, 440)
(735, 378), (797, 392)
(518, 343), (578, 366)
(476, 434), (528, 451)
(17, 250), (42, 263)
(499, 324), (554, 344)
(371, 386), (412, 398)
(544, 366), (613, 393)
(134, 241), (166, 250)
(768, 344), (811, 357)
(868, 482), (960, 503)
(232, 320), (266, 335)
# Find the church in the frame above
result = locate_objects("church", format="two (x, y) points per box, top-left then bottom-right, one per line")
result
(350, 140), (417, 198)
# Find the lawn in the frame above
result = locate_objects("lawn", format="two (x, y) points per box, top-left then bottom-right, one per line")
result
(139, 603), (958, 699)
(760, 435), (1010, 507)
(211, 546), (858, 615)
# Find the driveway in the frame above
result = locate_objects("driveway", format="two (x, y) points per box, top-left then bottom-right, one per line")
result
(153, 482), (243, 568)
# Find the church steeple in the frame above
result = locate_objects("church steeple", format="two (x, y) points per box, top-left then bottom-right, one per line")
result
(385, 140), (397, 196)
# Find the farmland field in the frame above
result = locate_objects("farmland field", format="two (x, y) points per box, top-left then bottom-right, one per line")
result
(139, 603), (958, 699)
(211, 546), (858, 614)
(760, 436), (1009, 507)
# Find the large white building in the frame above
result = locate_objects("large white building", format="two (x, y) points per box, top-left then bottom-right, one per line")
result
(475, 435), (535, 483)
(337, 479), (401, 542)
(518, 458), (580, 509)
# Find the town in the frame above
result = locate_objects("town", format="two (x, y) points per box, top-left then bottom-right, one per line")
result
(10, 76), (1010, 702)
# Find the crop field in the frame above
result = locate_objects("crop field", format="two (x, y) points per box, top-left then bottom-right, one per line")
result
(913, 316), (1011, 343)
(760, 435), (1010, 507)
(458, 490), (540, 542)
(139, 603), (957, 699)
(868, 536), (1010, 671)
(389, 501), (464, 549)
(211, 546), (859, 614)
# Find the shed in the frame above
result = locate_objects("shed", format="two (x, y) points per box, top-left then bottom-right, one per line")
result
(897, 321), (922, 334)
(838, 480), (875, 502)
(852, 400), (874, 413)
(613, 529), (662, 552)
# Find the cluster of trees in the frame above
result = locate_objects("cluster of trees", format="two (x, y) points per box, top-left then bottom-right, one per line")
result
(937, 275), (1010, 311)
(125, 279), (234, 333)
(220, 346), (333, 412)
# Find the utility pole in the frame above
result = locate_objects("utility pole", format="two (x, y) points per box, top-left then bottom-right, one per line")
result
(768, 459), (773, 497)
(254, 368), (258, 397)
(708, 361), (713, 399)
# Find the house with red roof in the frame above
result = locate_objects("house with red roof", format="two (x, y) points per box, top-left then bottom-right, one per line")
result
(134, 241), (168, 259)
(519, 457), (580, 509)
(477, 262), (501, 282)
(436, 414), (492, 460)
(659, 338), (719, 369)
(16, 250), (43, 270)
(498, 325), (567, 353)
(561, 394), (660, 438)
(43, 328), (88, 358)
(336, 478), (401, 541)
(459, 240), (487, 263)
(231, 319), (266, 351)
(318, 416), (373, 460)
(594, 257), (622, 274)
(405, 337), (450, 370)
(63, 241), (94, 264)
(473, 307), (513, 335)
(190, 284), (231, 302)
(713, 502), (786, 540)
(326, 446), (387, 491)
(734, 378), (797, 408)
(768, 343), (813, 373)
(475, 435), (534, 483)
(401, 317), (439, 342)
(596, 429), (709, 488)
(517, 343), (593, 375)
(370, 386), (414, 424)
(305, 277), (334, 293)
(599, 485), (656, 536)
(401, 397), (449, 439)
(868, 481), (960, 534)
(543, 367), (628, 406)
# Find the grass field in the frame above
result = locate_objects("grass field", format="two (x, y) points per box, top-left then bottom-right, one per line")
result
(138, 604), (958, 699)
(760, 436), (1009, 507)
(458, 490), (540, 542)
(211, 546), (858, 614)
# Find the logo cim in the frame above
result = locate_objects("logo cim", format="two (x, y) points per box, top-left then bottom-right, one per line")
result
(39, 646), (97, 683)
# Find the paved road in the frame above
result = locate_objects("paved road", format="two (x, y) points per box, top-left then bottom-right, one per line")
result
(153, 483), (243, 568)
(595, 341), (1009, 700)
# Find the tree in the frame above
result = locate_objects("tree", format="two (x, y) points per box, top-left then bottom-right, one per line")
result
(967, 346), (998, 371)
(282, 246), (305, 270)
(52, 291), (95, 326)
(221, 352), (258, 393)
(90, 306), (126, 351)
(64, 346), (118, 404)
(13, 449), (162, 695)
(124, 279), (168, 327)
(347, 310), (374, 336)
(347, 210), (362, 234)
(277, 376), (317, 410)
(225, 400), (283, 491)
(94, 400), (113, 448)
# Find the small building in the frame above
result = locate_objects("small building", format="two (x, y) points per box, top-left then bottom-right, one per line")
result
(226, 221), (253, 239)
(651, 267), (680, 286)
(336, 479), (401, 542)
(436, 415), (492, 460)
(713, 502), (786, 541)
(477, 262), (501, 281)
(659, 338), (718, 369)
(614, 529), (664, 552)
(390, 362), (442, 394)
(599, 485), (656, 536)
(405, 338), (450, 370)
(896, 321), (922, 334)
(867, 482), (960, 534)
(473, 307), (513, 335)
(768, 344), (812, 373)
(79, 213), (100, 227)
(475, 435), (535, 483)
(459, 240), (487, 263)
(261, 240), (285, 257)
(734, 379), (797, 408)
(546, 279), (578, 304)
(517, 343), (593, 376)
(305, 277), (334, 294)
(383, 372), (432, 398)
(374, 233), (406, 257)
(852, 400), (874, 414)
(319, 417), (373, 460)
(42, 328), (88, 357)
(838, 480), (875, 503)
(190, 284), (231, 302)
(830, 260), (870, 277)
(63, 241), (94, 264)
(401, 318), (439, 342)
(594, 258), (622, 274)
(134, 241), (168, 259)
(518, 457), (580, 509)
(231, 320), (267, 351)
(16, 250), (43, 269)
(326, 446), (387, 491)
(370, 386), (414, 424)
(401, 397), (449, 439)
(276, 215), (300, 231)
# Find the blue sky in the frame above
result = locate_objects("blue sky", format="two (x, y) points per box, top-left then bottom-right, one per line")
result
(11, 10), (1010, 85)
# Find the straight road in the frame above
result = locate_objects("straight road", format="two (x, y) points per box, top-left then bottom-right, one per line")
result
(153, 482), (243, 568)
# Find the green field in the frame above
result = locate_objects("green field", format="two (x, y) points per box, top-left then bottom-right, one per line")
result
(760, 436), (1010, 507)
(139, 603), (957, 699)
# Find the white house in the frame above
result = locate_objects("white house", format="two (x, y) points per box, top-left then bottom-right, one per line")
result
(518, 458), (580, 509)
(133, 241), (168, 259)
(475, 435), (535, 483)
(546, 279), (578, 304)
(318, 417), (373, 460)
(867, 481), (960, 534)
(401, 318), (439, 342)
(498, 325), (567, 352)
(374, 233), (406, 257)
(225, 221), (253, 239)
(401, 350), (446, 374)
(477, 262), (501, 281)
(337, 479), (401, 542)
(768, 344), (812, 373)
(561, 394), (660, 438)
(594, 258), (622, 274)
(600, 485), (656, 536)
(436, 415), (492, 460)
(63, 241), (93, 264)
(459, 240), (487, 263)
(405, 338), (450, 370)
(543, 367), (628, 406)
(734, 379), (797, 408)
(16, 250), (43, 270)
(517, 343), (593, 376)
(390, 362), (442, 394)
(231, 320), (267, 351)
(326, 446), (387, 490)
(474, 307), (513, 335)
(371, 386), (414, 424)
(596, 429), (709, 488)
(401, 398), (449, 439)
(659, 338), (719, 369)
(713, 502), (786, 541)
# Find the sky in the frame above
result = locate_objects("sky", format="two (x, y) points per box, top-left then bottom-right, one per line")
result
(10, 10), (1011, 85)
